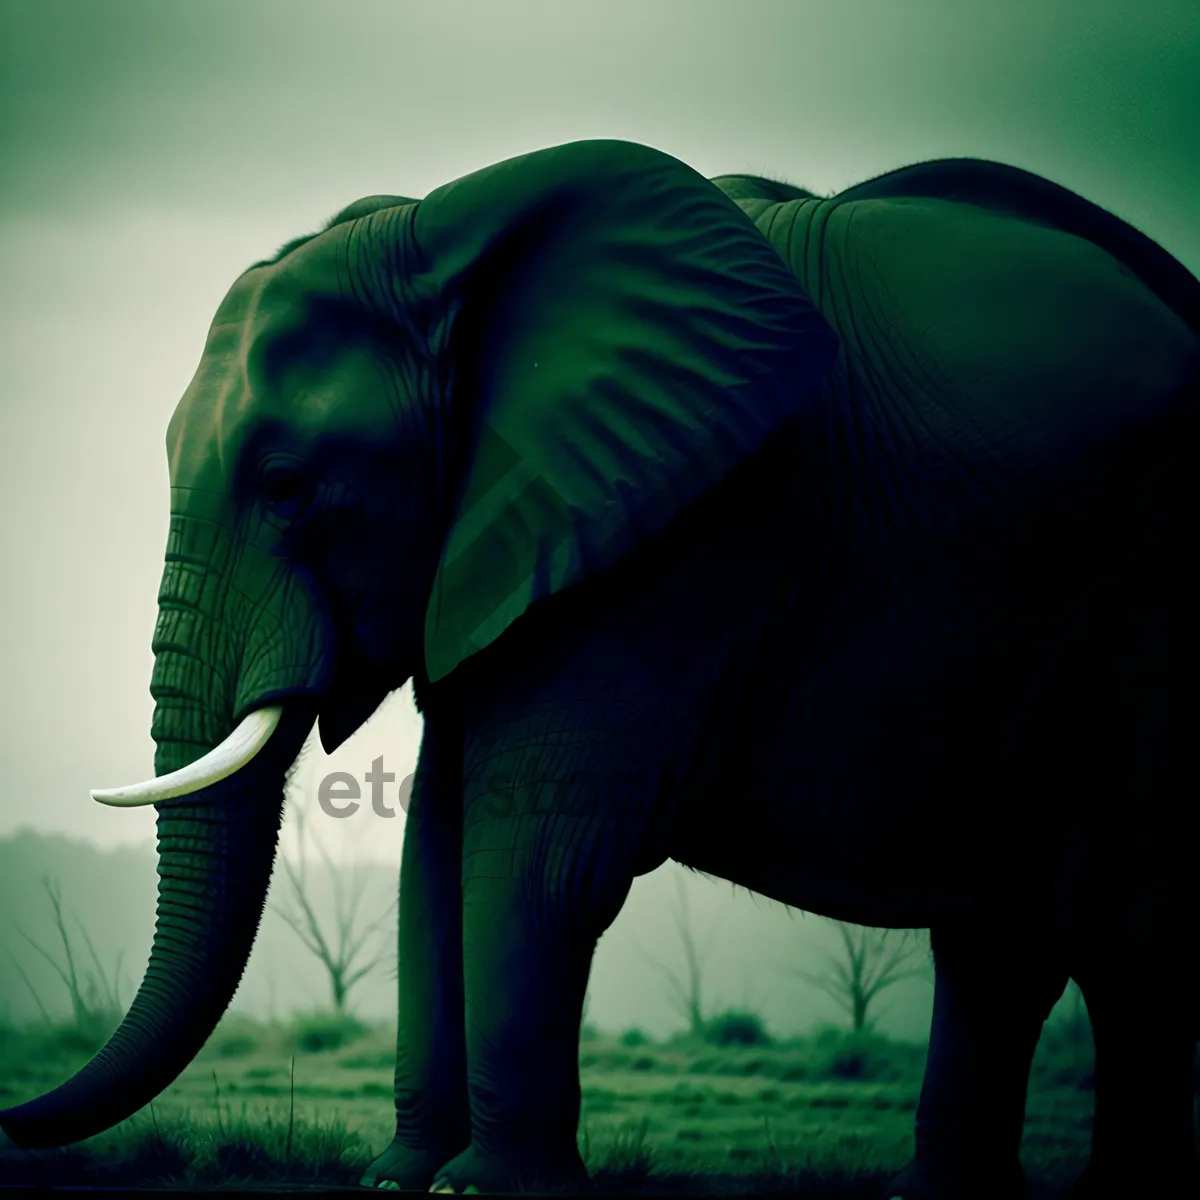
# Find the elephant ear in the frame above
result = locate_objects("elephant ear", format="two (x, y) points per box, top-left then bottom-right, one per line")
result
(411, 139), (839, 682)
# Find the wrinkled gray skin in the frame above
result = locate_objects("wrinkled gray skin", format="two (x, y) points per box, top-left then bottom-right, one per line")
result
(1, 149), (1197, 1200)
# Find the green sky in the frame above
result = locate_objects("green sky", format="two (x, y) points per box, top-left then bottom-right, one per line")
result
(0, 0), (1197, 862)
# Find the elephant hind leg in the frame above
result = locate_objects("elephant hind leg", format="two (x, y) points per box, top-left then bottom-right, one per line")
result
(885, 919), (1069, 1200)
(1068, 551), (1198, 1197)
(1069, 957), (1197, 1199)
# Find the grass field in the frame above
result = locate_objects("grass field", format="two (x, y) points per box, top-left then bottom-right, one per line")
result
(0, 1008), (1112, 1194)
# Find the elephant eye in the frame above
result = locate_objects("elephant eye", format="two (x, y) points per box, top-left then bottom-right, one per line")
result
(260, 462), (311, 515)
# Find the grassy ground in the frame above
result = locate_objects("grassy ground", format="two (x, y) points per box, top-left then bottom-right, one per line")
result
(0, 1010), (1105, 1194)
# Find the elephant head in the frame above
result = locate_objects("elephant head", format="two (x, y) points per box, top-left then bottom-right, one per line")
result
(0, 139), (837, 1148)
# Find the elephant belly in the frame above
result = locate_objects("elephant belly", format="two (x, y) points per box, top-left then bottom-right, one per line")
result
(672, 705), (1059, 929)
(674, 844), (982, 929)
(664, 494), (1079, 929)
(673, 727), (1021, 928)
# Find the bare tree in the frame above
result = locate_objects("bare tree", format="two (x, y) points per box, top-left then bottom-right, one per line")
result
(10, 875), (126, 1034)
(270, 799), (396, 1014)
(635, 869), (725, 1037)
(791, 919), (930, 1033)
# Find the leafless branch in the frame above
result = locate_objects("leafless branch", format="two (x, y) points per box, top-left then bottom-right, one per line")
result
(634, 870), (724, 1037)
(270, 786), (397, 1013)
(790, 919), (931, 1032)
(10, 876), (125, 1029)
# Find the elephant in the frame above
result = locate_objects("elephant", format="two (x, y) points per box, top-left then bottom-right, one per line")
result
(1, 138), (1196, 1199)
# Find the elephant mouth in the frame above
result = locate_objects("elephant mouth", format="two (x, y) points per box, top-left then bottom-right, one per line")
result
(97, 651), (401, 808)
(317, 665), (398, 754)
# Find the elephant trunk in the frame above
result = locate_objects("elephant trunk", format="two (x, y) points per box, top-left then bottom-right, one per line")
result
(0, 705), (315, 1149)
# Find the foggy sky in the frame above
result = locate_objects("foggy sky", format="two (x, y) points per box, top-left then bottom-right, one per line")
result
(1, 0), (1197, 864)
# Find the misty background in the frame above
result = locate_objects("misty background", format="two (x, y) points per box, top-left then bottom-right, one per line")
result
(1, 1), (1196, 1043)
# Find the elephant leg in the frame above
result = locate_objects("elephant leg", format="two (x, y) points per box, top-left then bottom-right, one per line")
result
(886, 919), (1068, 1200)
(429, 779), (647, 1195)
(361, 725), (472, 1190)
(1068, 957), (1197, 1199)
(1068, 572), (1198, 1197)
(1065, 614), (1195, 1195)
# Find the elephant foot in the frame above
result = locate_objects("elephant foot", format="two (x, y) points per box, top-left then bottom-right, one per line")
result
(428, 1142), (591, 1195)
(884, 1154), (1029, 1200)
(1069, 1158), (1200, 1200)
(360, 1137), (469, 1190)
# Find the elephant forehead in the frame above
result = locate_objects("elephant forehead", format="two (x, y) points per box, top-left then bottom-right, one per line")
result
(167, 327), (261, 490)
(165, 266), (269, 450)
(166, 257), (352, 486)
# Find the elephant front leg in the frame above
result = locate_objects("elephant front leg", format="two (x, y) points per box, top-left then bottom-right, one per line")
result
(361, 752), (472, 1189)
(886, 920), (1068, 1200)
(430, 809), (637, 1195)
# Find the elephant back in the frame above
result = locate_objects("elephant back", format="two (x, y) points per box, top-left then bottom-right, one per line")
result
(832, 157), (1200, 336)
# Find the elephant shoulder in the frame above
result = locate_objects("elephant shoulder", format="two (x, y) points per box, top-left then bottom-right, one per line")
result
(832, 157), (1200, 335)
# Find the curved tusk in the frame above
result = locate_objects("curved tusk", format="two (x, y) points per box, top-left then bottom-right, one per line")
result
(91, 705), (285, 807)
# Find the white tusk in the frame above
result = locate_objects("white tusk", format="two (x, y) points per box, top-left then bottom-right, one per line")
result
(91, 705), (284, 807)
